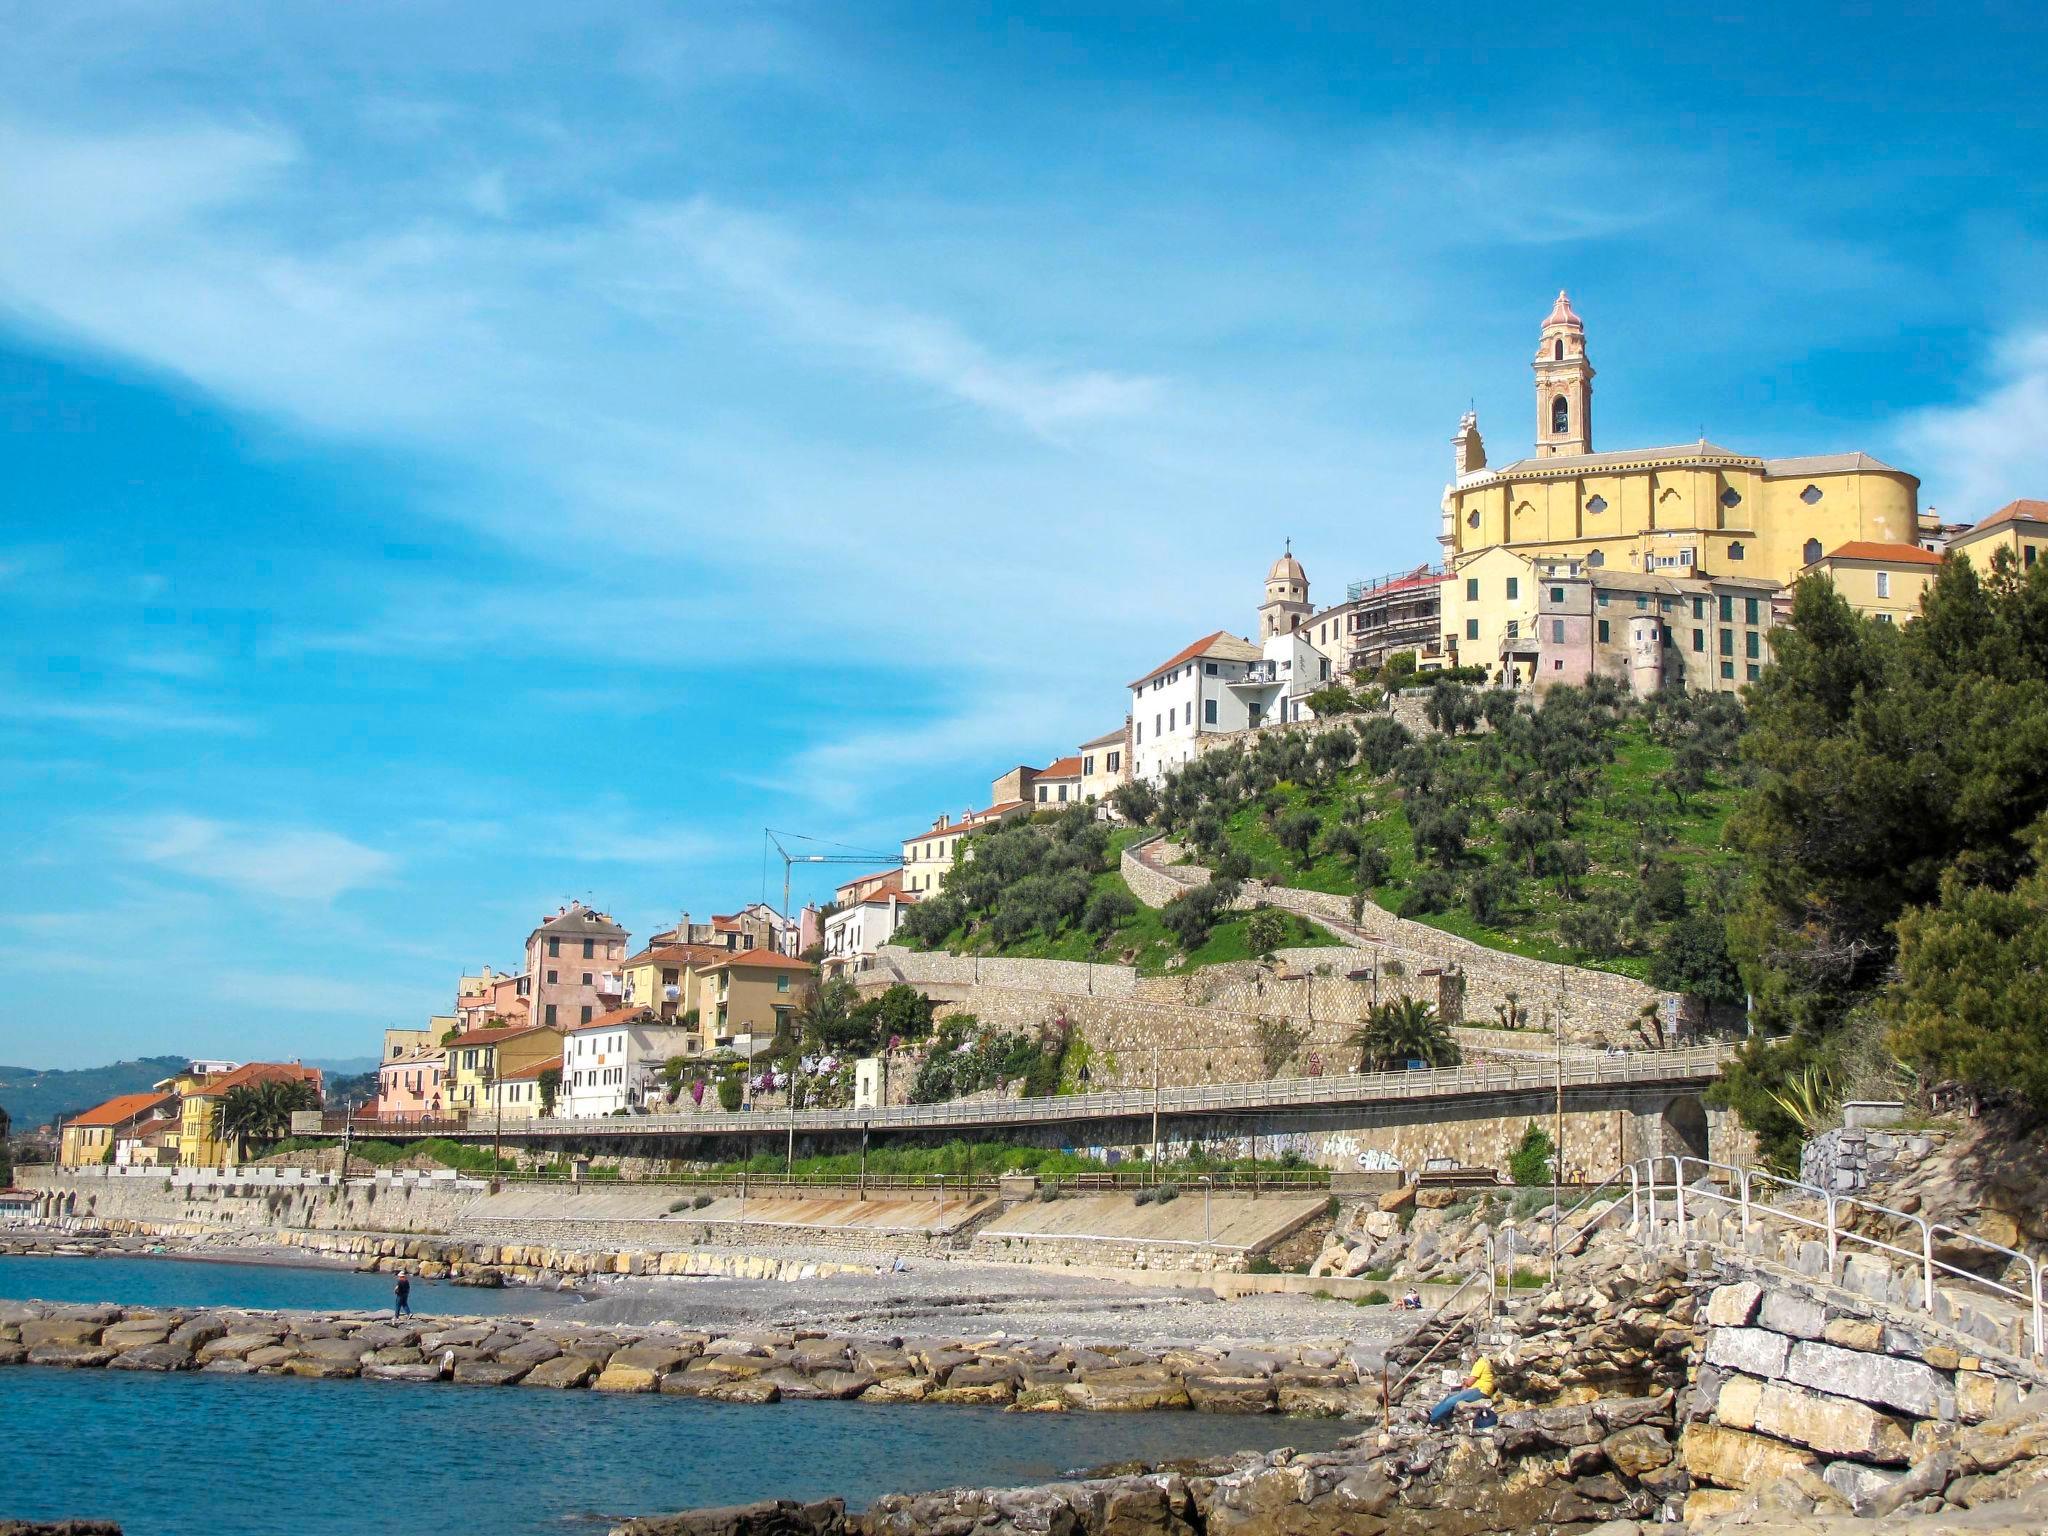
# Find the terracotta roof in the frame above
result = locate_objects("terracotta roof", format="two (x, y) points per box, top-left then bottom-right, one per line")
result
(68, 1091), (177, 1128)
(1544, 289), (1582, 328)
(901, 802), (1026, 847)
(1961, 498), (2048, 535)
(1128, 630), (1262, 690)
(856, 885), (917, 907)
(443, 1022), (556, 1052)
(701, 951), (817, 974)
(570, 1006), (659, 1034)
(1358, 570), (1449, 600)
(1490, 441), (1753, 476)
(1038, 755), (1083, 780)
(497, 1057), (560, 1082)
(184, 1063), (324, 1099)
(1816, 541), (1944, 567)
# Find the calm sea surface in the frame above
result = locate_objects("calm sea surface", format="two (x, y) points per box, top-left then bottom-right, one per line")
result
(3, 1257), (1348, 1535)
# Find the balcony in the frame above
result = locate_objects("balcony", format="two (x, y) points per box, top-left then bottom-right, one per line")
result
(597, 973), (623, 996)
(1227, 664), (1284, 687)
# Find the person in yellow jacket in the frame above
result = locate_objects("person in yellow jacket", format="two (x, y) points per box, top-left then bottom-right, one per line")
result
(1427, 1353), (1494, 1427)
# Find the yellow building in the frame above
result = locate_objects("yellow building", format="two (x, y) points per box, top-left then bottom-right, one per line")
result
(442, 1022), (565, 1120)
(1438, 292), (1920, 679)
(59, 1092), (176, 1167)
(478, 1058), (554, 1122)
(1949, 499), (2048, 579)
(699, 951), (815, 1054)
(176, 1063), (325, 1167)
(1800, 541), (1943, 625)
(617, 942), (725, 1024)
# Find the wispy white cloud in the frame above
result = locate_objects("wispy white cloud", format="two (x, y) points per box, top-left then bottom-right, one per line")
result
(0, 692), (251, 736)
(113, 815), (395, 903)
(1897, 329), (2048, 518)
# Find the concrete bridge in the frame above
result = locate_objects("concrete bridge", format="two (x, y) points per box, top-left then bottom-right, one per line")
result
(319, 1043), (1737, 1176)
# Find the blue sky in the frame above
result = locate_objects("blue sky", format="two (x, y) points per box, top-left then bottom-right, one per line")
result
(4, 2), (2046, 1069)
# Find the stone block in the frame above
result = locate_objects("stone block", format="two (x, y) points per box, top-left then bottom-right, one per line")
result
(27, 1343), (117, 1368)
(19, 1318), (104, 1348)
(1755, 1290), (1827, 1340)
(105, 1342), (196, 1372)
(452, 1360), (527, 1386)
(1678, 1422), (1817, 1490)
(1840, 1254), (1894, 1303)
(1702, 1327), (1790, 1380)
(1704, 1282), (1761, 1328)
(1820, 1317), (1883, 1352)
(1750, 1382), (1911, 1464)
(1712, 1374), (1763, 1431)
(592, 1363), (660, 1393)
(1821, 1461), (1903, 1509)
(1783, 1340), (1945, 1418)
(1184, 1374), (1275, 1414)
(858, 1374), (932, 1403)
(522, 1355), (599, 1389)
(1600, 1425), (1673, 1477)
(1682, 1488), (1746, 1523)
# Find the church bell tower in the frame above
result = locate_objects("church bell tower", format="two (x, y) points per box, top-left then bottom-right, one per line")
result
(1534, 290), (1593, 458)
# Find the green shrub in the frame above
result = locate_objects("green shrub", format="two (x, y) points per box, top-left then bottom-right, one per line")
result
(717, 1077), (743, 1113)
(1132, 1187), (1156, 1206)
(1360, 1288), (1391, 1306)
(1155, 1181), (1180, 1203)
(693, 1192), (715, 1209)
(1508, 1122), (1557, 1186)
(1245, 1256), (1280, 1274)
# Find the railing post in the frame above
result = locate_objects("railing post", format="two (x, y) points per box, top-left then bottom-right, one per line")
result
(1673, 1162), (1686, 1248)
(1920, 1220), (1935, 1312)
(1738, 1166), (1751, 1245)
(2033, 1260), (2044, 1361)
(1825, 1193), (1839, 1283)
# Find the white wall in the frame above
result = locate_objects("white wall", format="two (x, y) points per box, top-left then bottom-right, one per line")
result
(1130, 654), (1256, 783)
(560, 1021), (695, 1117)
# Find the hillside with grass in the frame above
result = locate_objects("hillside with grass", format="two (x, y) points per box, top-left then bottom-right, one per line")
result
(894, 808), (1341, 973)
(1116, 680), (1749, 990)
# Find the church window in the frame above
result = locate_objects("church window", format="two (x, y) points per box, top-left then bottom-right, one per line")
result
(1728, 542), (1745, 560)
(1802, 538), (1823, 566)
(1467, 511), (1479, 528)
(1551, 395), (1570, 434)
(1554, 339), (1563, 361)
(1587, 495), (1608, 514)
(1587, 549), (1605, 567)
(1720, 487), (1743, 509)
(1800, 484), (1823, 505)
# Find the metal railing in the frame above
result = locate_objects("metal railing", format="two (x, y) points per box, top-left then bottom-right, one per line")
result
(1640, 1155), (2045, 1363)
(324, 1044), (1731, 1143)
(1385, 1234), (1500, 1410)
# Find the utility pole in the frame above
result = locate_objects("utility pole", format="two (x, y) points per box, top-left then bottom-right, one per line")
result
(492, 1053), (505, 1193)
(1550, 978), (1565, 1283)
(338, 1097), (354, 1189)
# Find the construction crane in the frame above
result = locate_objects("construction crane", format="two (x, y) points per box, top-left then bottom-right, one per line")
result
(762, 829), (902, 920)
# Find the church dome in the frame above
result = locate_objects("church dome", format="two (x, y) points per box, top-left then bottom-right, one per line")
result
(1544, 289), (1583, 329)
(1268, 548), (1307, 584)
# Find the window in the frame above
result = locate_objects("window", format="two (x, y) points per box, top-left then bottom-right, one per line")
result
(1205, 661), (1218, 675)
(1747, 664), (1761, 680)
(1661, 598), (1676, 612)
(582, 938), (594, 959)
(1692, 628), (1704, 653)
(1551, 586), (1565, 603)
(1467, 510), (1479, 528)
(1168, 706), (1176, 729)
(1719, 595), (1733, 622)
(581, 973), (591, 985)
(776, 974), (790, 993)
(1801, 484), (1823, 505)
(1551, 394), (1569, 434)
(547, 969), (558, 984)
(1875, 612), (1895, 624)
(1466, 577), (1479, 601)
(1745, 597), (1760, 625)
(1587, 549), (1605, 567)
(1154, 714), (1161, 736)
(2028, 546), (2039, 569)
(1720, 628), (1734, 653)
(544, 1004), (557, 1027)
(1692, 596), (1705, 619)
(1875, 571), (1891, 598)
(1635, 595), (1648, 610)
(1746, 632), (1760, 660)
(1587, 495), (1608, 515)
(548, 937), (559, 957)
(1551, 619), (1565, 642)
(1037, 785), (1047, 802)
(1728, 542), (1745, 560)
(1505, 577), (1519, 600)
(1135, 721), (1143, 743)
(1721, 660), (1735, 680)
(1505, 620), (1519, 639)
(1720, 487), (1743, 509)
(1803, 538), (1823, 566)
(1203, 699), (1218, 725)
(1597, 619), (1610, 643)
(1465, 618), (1479, 640)
(580, 1005), (593, 1025)
(1108, 751), (1120, 772)
(1554, 338), (1563, 361)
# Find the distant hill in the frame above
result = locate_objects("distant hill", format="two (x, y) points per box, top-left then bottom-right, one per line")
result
(303, 1057), (380, 1078)
(0, 1056), (191, 1133)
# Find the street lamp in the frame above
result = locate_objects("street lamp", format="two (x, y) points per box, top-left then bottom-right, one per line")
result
(1196, 1175), (1214, 1248)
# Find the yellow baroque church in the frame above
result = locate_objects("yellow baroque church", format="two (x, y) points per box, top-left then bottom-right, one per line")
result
(1438, 292), (1925, 689)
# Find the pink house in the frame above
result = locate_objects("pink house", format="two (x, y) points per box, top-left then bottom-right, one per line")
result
(376, 1046), (447, 1120)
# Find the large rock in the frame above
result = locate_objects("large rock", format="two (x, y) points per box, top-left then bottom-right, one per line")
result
(196, 1332), (281, 1364)
(700, 1377), (780, 1404)
(1781, 1339), (1947, 1418)
(1704, 1282), (1762, 1328)
(1756, 1290), (1827, 1339)
(1601, 1425), (1673, 1477)
(26, 1343), (117, 1368)
(593, 1363), (662, 1394)
(1184, 1375), (1275, 1414)
(858, 1375), (932, 1404)
(105, 1342), (196, 1372)
(19, 1319), (104, 1349)
(453, 1360), (529, 1386)
(1748, 1382), (1911, 1464)
(523, 1355), (600, 1389)
(1062, 1366), (1190, 1413)
(1679, 1422), (1818, 1490)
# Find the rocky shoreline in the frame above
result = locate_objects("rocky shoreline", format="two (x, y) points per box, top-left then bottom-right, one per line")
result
(0, 1295), (1388, 1414)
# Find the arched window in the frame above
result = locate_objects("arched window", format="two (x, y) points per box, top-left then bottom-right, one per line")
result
(1553, 339), (1563, 361)
(1587, 549), (1605, 568)
(1551, 394), (1570, 434)
(1803, 538), (1823, 566)
(1728, 541), (1745, 560)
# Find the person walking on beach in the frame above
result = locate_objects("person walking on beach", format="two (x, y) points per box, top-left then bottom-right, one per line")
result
(393, 1269), (413, 1319)
(1426, 1353), (1494, 1428)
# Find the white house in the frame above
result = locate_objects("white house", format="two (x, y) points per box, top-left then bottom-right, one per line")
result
(1127, 630), (1263, 783)
(823, 881), (918, 976)
(559, 1007), (697, 1118)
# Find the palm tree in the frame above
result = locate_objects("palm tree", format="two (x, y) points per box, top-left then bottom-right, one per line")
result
(215, 1078), (322, 1156)
(1346, 996), (1461, 1073)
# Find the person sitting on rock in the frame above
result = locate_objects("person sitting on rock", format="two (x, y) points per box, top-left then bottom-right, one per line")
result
(1426, 1353), (1493, 1428)
(1400, 1287), (1423, 1309)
